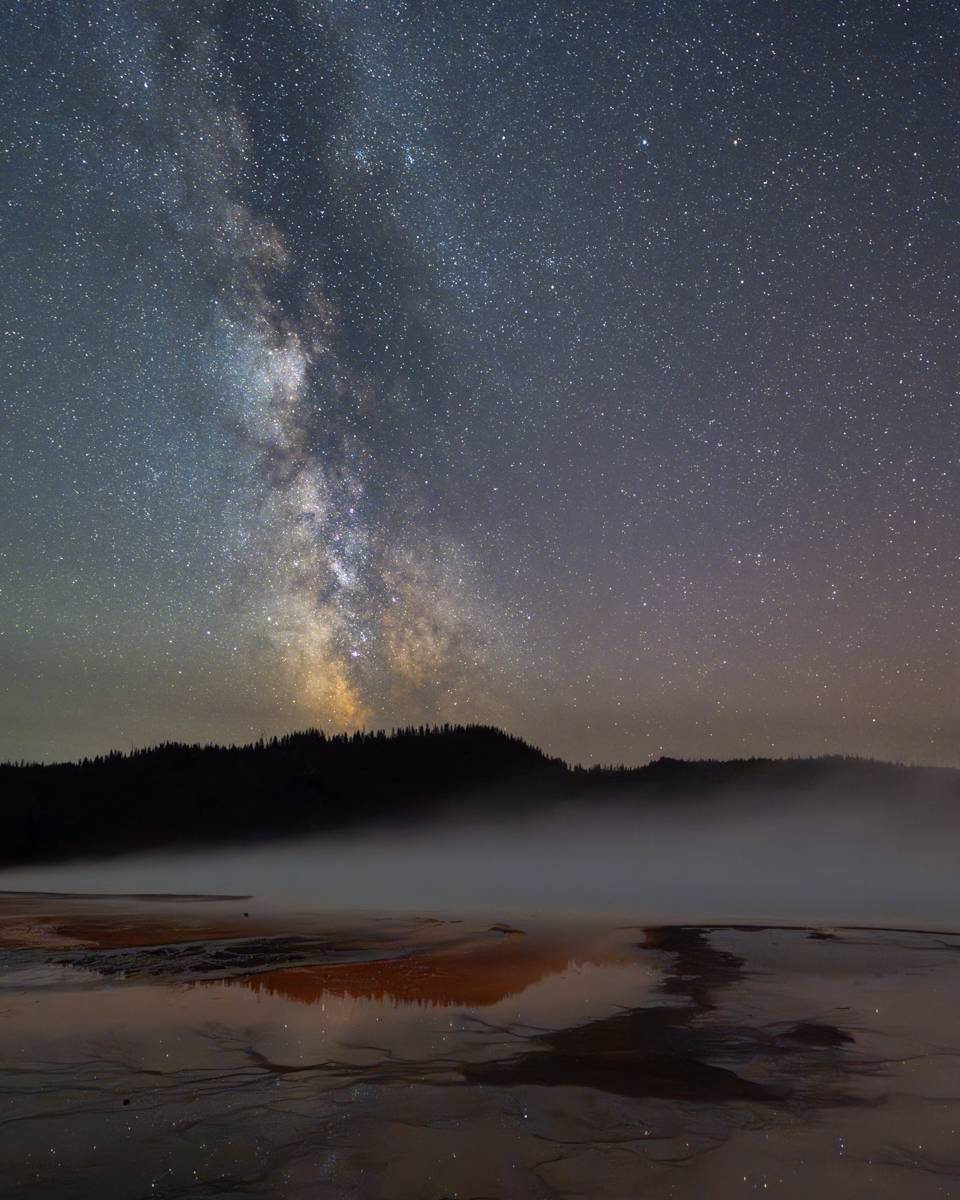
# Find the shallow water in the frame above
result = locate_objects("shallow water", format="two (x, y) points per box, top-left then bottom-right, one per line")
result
(1, 893), (960, 1198)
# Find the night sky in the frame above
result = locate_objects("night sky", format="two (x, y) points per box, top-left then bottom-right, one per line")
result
(1, 1), (957, 767)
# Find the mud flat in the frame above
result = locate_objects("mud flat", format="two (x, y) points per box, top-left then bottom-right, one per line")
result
(1, 893), (959, 1198)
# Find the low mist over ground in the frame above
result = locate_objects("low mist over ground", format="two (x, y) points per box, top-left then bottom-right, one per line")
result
(3, 727), (958, 927)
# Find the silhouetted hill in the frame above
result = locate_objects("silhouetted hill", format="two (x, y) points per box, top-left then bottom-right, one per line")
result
(1, 725), (957, 867)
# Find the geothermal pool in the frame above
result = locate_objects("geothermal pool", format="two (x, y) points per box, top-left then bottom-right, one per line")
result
(1, 892), (959, 1199)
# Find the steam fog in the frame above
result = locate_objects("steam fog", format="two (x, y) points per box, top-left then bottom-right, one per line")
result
(3, 781), (958, 928)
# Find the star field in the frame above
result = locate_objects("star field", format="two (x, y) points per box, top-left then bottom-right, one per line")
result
(1, 1), (957, 765)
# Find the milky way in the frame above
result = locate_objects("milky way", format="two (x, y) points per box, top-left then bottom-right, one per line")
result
(1, 1), (958, 765)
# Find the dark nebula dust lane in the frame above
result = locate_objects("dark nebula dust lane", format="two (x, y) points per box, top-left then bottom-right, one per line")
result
(2, 1), (959, 765)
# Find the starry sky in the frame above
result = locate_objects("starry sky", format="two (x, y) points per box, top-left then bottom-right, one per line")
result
(1, 0), (958, 767)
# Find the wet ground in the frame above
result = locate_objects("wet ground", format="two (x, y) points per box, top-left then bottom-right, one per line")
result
(1, 892), (959, 1198)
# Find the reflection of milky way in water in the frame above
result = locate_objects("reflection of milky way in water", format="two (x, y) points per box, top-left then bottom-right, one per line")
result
(4, 899), (960, 1199)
